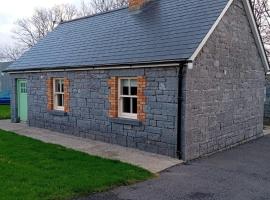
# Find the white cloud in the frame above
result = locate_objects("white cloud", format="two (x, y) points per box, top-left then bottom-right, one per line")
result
(0, 0), (79, 17)
(0, 32), (14, 46)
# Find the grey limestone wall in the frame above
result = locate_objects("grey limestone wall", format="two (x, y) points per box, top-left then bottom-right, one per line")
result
(10, 67), (179, 157)
(182, 0), (266, 160)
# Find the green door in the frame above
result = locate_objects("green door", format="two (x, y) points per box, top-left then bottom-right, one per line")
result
(17, 80), (28, 122)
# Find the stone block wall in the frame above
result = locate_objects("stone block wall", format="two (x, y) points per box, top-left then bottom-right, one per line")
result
(182, 0), (266, 160)
(10, 67), (179, 157)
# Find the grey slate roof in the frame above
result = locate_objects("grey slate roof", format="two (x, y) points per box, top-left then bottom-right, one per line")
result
(8, 0), (229, 71)
(0, 62), (13, 72)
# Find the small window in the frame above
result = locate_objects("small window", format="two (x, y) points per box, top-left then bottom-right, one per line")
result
(53, 78), (64, 111)
(20, 82), (27, 93)
(119, 78), (137, 119)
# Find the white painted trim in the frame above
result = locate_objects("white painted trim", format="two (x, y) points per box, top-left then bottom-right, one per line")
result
(53, 78), (65, 111)
(7, 63), (181, 74)
(118, 77), (138, 120)
(190, 0), (269, 71)
(189, 0), (234, 61)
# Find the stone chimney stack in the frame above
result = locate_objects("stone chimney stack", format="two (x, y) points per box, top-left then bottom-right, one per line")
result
(129, 0), (152, 11)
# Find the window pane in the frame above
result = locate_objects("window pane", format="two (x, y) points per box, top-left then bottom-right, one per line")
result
(121, 79), (129, 95)
(122, 79), (129, 87)
(55, 79), (64, 92)
(61, 80), (64, 92)
(20, 82), (27, 93)
(130, 79), (137, 87)
(131, 86), (137, 96)
(55, 80), (60, 92)
(132, 98), (137, 114)
(130, 80), (137, 95)
(123, 97), (131, 113)
(122, 86), (129, 95)
(57, 94), (64, 107)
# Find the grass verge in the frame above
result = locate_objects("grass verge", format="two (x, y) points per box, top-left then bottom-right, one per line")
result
(0, 129), (153, 200)
(0, 105), (10, 119)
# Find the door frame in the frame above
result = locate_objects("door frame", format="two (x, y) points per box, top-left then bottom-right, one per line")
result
(16, 79), (28, 122)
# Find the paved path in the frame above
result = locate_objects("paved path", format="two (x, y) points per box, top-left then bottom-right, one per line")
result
(0, 120), (181, 173)
(78, 135), (270, 200)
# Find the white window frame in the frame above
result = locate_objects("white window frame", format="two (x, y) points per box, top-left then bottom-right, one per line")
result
(53, 78), (64, 111)
(118, 77), (138, 119)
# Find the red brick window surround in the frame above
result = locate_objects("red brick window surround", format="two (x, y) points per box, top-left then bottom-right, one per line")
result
(137, 76), (146, 121)
(47, 78), (54, 111)
(108, 76), (146, 122)
(47, 77), (70, 112)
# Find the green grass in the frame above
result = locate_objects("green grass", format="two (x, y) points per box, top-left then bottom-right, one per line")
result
(0, 130), (153, 200)
(0, 105), (10, 119)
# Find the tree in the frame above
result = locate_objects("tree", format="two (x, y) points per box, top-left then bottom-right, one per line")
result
(250, 0), (270, 58)
(9, 0), (128, 60)
(12, 4), (78, 48)
(0, 44), (25, 62)
(79, 0), (128, 16)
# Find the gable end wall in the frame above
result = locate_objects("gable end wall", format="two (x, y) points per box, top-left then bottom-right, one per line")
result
(183, 0), (265, 160)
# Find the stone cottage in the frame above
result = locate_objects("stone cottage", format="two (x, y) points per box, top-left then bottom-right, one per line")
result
(5, 0), (269, 161)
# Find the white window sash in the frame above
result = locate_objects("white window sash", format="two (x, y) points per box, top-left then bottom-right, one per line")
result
(119, 95), (137, 98)
(118, 77), (138, 119)
(53, 78), (65, 111)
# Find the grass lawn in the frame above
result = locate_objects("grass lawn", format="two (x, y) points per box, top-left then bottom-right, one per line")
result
(0, 130), (153, 200)
(0, 105), (10, 119)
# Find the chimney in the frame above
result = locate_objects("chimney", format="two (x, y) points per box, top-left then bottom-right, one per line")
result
(129, 0), (152, 11)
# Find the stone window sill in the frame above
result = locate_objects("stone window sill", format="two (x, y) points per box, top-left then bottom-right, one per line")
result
(110, 117), (142, 126)
(49, 110), (68, 116)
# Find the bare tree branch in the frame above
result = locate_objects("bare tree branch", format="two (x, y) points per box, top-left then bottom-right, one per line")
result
(0, 45), (26, 62)
(12, 4), (78, 48)
(10, 0), (128, 61)
(250, 0), (270, 58)
(78, 0), (128, 16)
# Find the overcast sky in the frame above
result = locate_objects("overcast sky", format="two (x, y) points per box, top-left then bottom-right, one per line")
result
(0, 0), (81, 47)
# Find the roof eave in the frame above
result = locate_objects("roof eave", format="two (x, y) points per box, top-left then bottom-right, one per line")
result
(5, 59), (189, 73)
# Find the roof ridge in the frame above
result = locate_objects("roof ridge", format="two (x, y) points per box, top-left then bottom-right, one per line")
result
(60, 6), (128, 25)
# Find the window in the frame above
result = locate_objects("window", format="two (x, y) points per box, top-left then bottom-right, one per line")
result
(119, 78), (137, 119)
(53, 78), (64, 111)
(20, 82), (27, 93)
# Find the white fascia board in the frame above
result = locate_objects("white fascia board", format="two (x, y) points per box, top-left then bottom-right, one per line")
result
(189, 0), (269, 72)
(189, 0), (234, 61)
(242, 0), (269, 71)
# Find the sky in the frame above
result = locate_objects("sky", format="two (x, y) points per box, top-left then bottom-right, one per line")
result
(0, 0), (81, 47)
